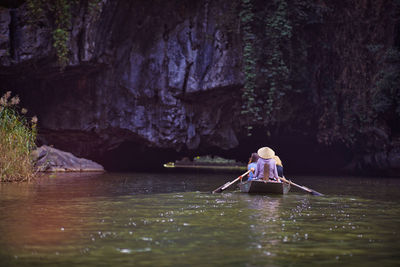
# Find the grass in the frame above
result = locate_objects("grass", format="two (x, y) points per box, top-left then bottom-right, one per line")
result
(0, 91), (37, 182)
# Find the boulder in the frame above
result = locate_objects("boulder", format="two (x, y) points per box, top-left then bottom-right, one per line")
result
(32, 145), (104, 172)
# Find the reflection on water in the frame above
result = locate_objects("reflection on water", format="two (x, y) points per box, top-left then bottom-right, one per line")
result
(0, 172), (399, 266)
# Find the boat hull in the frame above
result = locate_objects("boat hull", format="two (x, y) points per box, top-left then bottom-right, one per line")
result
(239, 180), (290, 194)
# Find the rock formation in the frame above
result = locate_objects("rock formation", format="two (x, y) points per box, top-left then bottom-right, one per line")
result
(32, 145), (104, 172)
(0, 0), (399, 175)
(0, 0), (244, 170)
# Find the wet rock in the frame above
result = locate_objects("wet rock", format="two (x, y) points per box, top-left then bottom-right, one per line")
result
(344, 146), (400, 177)
(0, 8), (10, 59)
(0, 0), (243, 161)
(32, 145), (104, 172)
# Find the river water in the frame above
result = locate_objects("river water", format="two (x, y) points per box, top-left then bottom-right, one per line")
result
(0, 172), (399, 266)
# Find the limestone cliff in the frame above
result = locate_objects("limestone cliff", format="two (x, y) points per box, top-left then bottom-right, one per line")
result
(0, 0), (399, 175)
(0, 0), (244, 170)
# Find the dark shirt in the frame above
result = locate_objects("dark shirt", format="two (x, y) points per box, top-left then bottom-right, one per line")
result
(277, 165), (284, 177)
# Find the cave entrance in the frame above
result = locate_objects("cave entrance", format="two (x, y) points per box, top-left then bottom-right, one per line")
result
(100, 141), (181, 172)
(100, 132), (352, 175)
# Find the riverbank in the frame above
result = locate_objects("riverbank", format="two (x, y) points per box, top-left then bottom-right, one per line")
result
(163, 156), (247, 172)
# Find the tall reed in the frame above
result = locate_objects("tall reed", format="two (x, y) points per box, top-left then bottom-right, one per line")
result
(0, 91), (37, 182)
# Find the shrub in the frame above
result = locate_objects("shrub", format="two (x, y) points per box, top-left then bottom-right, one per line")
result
(0, 91), (37, 182)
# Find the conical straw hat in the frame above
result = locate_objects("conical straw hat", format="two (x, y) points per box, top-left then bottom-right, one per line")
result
(257, 147), (275, 159)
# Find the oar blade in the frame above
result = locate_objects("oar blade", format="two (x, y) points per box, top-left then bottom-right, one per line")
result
(212, 186), (225, 194)
(301, 185), (324, 196)
(310, 190), (324, 196)
(212, 170), (250, 194)
(283, 177), (324, 196)
(212, 182), (230, 193)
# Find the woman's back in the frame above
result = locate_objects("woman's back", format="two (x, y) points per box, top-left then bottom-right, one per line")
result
(255, 158), (278, 180)
(247, 153), (260, 180)
(248, 162), (257, 180)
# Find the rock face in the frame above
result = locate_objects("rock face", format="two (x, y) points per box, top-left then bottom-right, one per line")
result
(0, 0), (399, 175)
(0, 0), (243, 170)
(32, 145), (104, 172)
(345, 147), (400, 177)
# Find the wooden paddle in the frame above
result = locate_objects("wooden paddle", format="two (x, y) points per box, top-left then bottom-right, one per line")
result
(212, 170), (251, 193)
(277, 176), (324, 196)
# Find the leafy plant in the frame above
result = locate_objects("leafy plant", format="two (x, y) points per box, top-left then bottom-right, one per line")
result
(0, 91), (37, 182)
(26, 0), (103, 70)
(237, 0), (399, 153)
(260, 0), (292, 121)
(239, 0), (258, 135)
(239, 0), (293, 132)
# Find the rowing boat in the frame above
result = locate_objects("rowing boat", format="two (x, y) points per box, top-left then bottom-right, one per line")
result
(238, 179), (290, 194)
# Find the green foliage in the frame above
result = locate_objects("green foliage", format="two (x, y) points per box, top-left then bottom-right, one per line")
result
(239, 0), (293, 131)
(313, 0), (400, 149)
(193, 155), (237, 165)
(236, 0), (399, 152)
(26, 0), (46, 24)
(0, 92), (37, 182)
(239, 0), (258, 135)
(52, 28), (70, 69)
(50, 0), (72, 69)
(26, 0), (102, 70)
(88, 0), (103, 15)
(26, 0), (71, 69)
(261, 0), (292, 121)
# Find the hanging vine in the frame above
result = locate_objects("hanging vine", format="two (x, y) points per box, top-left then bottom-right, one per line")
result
(312, 0), (400, 150)
(239, 0), (293, 131)
(25, 0), (102, 70)
(239, 0), (258, 135)
(261, 0), (292, 122)
(51, 0), (72, 69)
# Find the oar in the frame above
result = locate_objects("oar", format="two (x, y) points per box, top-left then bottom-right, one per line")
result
(212, 170), (251, 193)
(277, 176), (324, 196)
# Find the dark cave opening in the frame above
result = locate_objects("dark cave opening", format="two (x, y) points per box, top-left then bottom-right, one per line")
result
(98, 142), (182, 172)
(0, 76), (353, 176)
(216, 131), (352, 176)
(96, 130), (352, 176)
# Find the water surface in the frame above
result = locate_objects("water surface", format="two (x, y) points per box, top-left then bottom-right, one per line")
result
(0, 172), (399, 266)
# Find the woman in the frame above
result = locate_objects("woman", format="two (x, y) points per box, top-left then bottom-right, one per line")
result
(274, 155), (284, 178)
(247, 153), (259, 181)
(254, 147), (280, 181)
